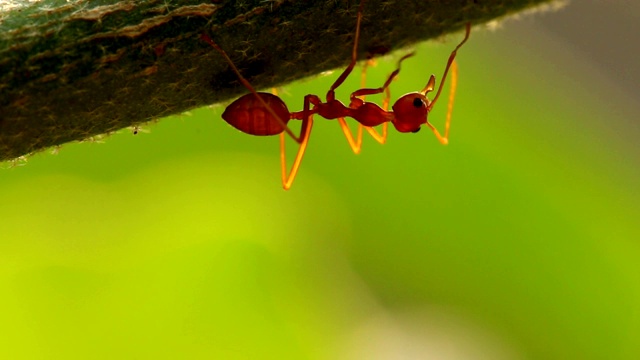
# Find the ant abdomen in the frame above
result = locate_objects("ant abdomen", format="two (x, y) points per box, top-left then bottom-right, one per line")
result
(222, 92), (290, 136)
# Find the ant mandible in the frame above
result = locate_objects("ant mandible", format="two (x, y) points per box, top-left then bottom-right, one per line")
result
(201, 1), (471, 190)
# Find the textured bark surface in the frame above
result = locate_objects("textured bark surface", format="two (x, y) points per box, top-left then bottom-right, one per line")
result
(0, 0), (554, 160)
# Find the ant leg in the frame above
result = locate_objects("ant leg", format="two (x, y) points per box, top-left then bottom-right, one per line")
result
(349, 52), (414, 101)
(338, 54), (394, 153)
(363, 86), (389, 144)
(360, 59), (374, 99)
(201, 34), (302, 143)
(325, 0), (366, 101)
(424, 23), (470, 145)
(338, 117), (364, 154)
(340, 53), (414, 145)
(280, 95), (314, 190)
(337, 58), (377, 154)
(360, 58), (388, 145)
(338, 44), (396, 153)
(443, 60), (458, 141)
(428, 23), (470, 110)
(424, 60), (457, 145)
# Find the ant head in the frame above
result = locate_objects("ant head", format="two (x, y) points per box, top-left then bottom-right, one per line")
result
(391, 92), (431, 133)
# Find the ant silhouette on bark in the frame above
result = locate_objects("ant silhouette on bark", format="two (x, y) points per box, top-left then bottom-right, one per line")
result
(201, 1), (471, 189)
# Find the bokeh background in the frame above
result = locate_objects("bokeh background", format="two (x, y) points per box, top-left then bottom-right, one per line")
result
(1, 1), (639, 359)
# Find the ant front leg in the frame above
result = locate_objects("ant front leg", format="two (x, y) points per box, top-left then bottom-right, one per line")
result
(421, 61), (457, 145)
(280, 95), (314, 190)
(425, 23), (471, 145)
(442, 59), (458, 144)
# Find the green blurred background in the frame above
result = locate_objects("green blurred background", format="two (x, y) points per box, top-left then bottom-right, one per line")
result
(1, 1), (639, 359)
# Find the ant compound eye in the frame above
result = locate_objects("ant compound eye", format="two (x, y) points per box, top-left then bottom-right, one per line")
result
(411, 127), (421, 133)
(412, 97), (425, 108)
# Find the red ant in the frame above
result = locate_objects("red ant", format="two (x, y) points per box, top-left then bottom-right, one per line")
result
(201, 1), (471, 190)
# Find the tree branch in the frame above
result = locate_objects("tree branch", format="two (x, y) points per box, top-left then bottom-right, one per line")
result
(0, 0), (554, 160)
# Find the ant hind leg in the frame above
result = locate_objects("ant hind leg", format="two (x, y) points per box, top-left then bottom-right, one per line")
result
(424, 59), (457, 145)
(280, 95), (314, 190)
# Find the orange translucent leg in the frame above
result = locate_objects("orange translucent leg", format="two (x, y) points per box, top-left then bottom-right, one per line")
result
(338, 118), (364, 154)
(337, 86), (389, 154)
(357, 60), (388, 145)
(363, 85), (389, 144)
(361, 58), (389, 145)
(280, 96), (314, 190)
(338, 51), (408, 154)
(337, 118), (388, 153)
(424, 59), (457, 145)
(337, 58), (371, 155)
(342, 52), (414, 150)
(425, 23), (471, 145)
